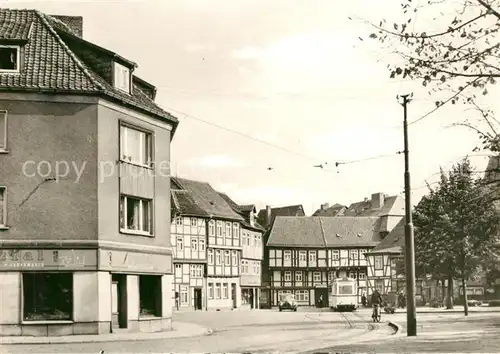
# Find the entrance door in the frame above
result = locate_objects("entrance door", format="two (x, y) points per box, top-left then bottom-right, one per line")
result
(194, 288), (202, 310)
(231, 284), (237, 308)
(249, 289), (254, 309)
(314, 288), (328, 308)
(111, 274), (128, 330)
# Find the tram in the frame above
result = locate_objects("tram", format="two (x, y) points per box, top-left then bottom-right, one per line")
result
(329, 277), (358, 311)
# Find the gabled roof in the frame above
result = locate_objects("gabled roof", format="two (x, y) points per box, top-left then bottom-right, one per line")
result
(312, 203), (347, 217)
(322, 217), (382, 247)
(257, 204), (305, 227)
(171, 178), (243, 221)
(217, 192), (265, 231)
(368, 218), (405, 255)
(343, 195), (405, 217)
(171, 190), (209, 218)
(267, 216), (382, 248)
(0, 9), (178, 134)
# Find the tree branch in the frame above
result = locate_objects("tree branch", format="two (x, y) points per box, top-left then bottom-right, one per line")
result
(478, 0), (500, 19)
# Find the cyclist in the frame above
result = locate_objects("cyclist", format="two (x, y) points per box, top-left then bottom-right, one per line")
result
(371, 289), (383, 320)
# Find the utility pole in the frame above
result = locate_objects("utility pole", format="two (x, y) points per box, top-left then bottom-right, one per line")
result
(401, 94), (417, 336)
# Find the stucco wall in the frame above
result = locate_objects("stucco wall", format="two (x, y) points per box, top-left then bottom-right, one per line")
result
(0, 96), (98, 241)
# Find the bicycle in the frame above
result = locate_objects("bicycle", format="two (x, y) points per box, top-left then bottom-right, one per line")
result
(372, 304), (381, 322)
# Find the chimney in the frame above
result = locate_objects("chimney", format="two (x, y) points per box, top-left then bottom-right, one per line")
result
(265, 205), (272, 228)
(371, 192), (385, 209)
(321, 203), (330, 210)
(52, 15), (83, 37)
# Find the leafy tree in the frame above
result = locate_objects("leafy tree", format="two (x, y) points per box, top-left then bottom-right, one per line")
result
(362, 0), (500, 151)
(413, 157), (500, 315)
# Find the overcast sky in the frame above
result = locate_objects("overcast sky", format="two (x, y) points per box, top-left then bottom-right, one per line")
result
(3, 0), (498, 214)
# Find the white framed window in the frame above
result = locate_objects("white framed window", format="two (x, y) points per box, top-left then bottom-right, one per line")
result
(120, 124), (152, 167)
(231, 251), (237, 266)
(175, 217), (182, 225)
(313, 272), (321, 282)
(0, 110), (7, 151)
(309, 251), (316, 263)
(331, 250), (340, 260)
(190, 264), (203, 278)
(190, 264), (197, 277)
(191, 218), (197, 227)
(208, 249), (214, 264)
(252, 261), (257, 274)
(215, 283), (221, 299)
(199, 239), (206, 251)
(295, 290), (309, 302)
(350, 249), (359, 259)
(225, 222), (231, 237)
(120, 195), (152, 234)
(349, 272), (357, 279)
(374, 256), (383, 270)
(284, 271), (292, 281)
(191, 239), (198, 251)
(295, 271), (303, 282)
(328, 272), (335, 281)
(224, 250), (230, 265)
(223, 283), (228, 299)
(114, 61), (131, 93)
(256, 262), (260, 275)
(359, 249), (367, 259)
(208, 283), (214, 299)
(0, 187), (5, 227)
(180, 286), (188, 304)
(216, 250), (221, 264)
(284, 251), (291, 261)
(242, 233), (246, 246)
(232, 223), (239, 237)
(209, 220), (215, 236)
(0, 45), (20, 73)
(176, 237), (183, 251)
(216, 221), (222, 235)
(299, 251), (307, 262)
(359, 272), (366, 280)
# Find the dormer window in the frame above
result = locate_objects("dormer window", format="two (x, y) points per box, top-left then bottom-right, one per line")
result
(114, 62), (130, 93)
(0, 45), (20, 73)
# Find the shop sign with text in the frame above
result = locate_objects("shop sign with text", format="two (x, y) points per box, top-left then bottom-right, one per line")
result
(0, 249), (97, 270)
(99, 249), (172, 274)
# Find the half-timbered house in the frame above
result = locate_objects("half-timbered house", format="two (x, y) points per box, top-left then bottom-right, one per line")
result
(219, 194), (266, 309)
(266, 216), (383, 307)
(171, 178), (244, 310)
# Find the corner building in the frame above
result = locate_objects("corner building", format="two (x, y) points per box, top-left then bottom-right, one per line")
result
(0, 10), (178, 336)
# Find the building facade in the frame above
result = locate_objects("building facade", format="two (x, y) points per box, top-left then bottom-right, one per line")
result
(219, 195), (265, 309)
(266, 216), (382, 307)
(0, 10), (178, 336)
(170, 178), (245, 310)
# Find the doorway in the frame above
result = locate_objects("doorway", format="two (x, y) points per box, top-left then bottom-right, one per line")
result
(194, 288), (203, 310)
(111, 274), (128, 330)
(314, 288), (329, 308)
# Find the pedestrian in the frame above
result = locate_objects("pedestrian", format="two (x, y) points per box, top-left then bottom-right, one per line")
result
(318, 295), (324, 308)
(361, 293), (367, 307)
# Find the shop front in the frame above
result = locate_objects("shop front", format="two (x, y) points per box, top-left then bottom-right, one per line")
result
(0, 248), (174, 336)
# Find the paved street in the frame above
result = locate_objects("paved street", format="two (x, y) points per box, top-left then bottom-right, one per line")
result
(2, 309), (500, 353)
(307, 309), (500, 353)
(0, 310), (394, 353)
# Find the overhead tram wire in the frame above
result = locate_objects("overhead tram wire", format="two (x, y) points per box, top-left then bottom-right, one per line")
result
(163, 105), (402, 173)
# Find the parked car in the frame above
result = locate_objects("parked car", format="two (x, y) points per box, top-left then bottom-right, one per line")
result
(468, 299), (482, 307)
(278, 294), (298, 312)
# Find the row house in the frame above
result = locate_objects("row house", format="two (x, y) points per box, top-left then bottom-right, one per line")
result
(257, 204), (305, 308)
(266, 216), (383, 307)
(170, 178), (244, 310)
(0, 10), (179, 336)
(220, 194), (265, 309)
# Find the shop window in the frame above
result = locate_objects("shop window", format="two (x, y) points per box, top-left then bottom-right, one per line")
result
(139, 275), (162, 316)
(180, 285), (188, 304)
(23, 273), (73, 321)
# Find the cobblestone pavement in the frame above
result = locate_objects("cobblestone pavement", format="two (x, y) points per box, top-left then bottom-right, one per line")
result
(0, 310), (394, 353)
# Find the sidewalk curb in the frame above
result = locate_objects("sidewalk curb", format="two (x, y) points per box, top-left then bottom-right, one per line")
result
(0, 322), (213, 345)
(388, 321), (402, 335)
